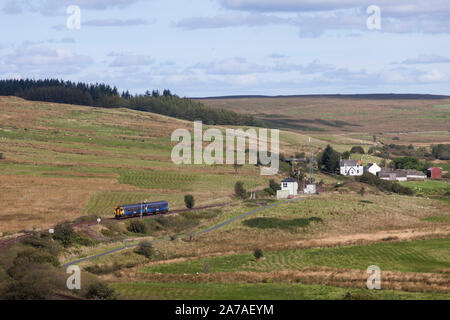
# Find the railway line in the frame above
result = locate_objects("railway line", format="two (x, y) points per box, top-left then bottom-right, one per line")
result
(62, 197), (303, 267)
(0, 203), (230, 253)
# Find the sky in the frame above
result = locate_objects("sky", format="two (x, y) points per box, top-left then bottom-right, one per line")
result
(0, 0), (450, 97)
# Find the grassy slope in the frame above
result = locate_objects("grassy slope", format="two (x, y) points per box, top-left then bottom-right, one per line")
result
(111, 281), (450, 300)
(0, 96), (296, 231)
(142, 239), (450, 274)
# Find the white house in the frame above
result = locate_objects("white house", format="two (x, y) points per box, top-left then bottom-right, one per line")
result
(281, 177), (298, 196)
(364, 163), (381, 176)
(340, 159), (363, 176)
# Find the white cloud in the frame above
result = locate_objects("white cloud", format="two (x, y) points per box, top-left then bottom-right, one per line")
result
(4, 0), (145, 15)
(215, 0), (450, 35)
(109, 53), (154, 67)
(84, 18), (151, 27)
(175, 12), (292, 29)
(419, 69), (448, 82)
(2, 0), (22, 14)
(1, 45), (93, 77)
(398, 54), (450, 65)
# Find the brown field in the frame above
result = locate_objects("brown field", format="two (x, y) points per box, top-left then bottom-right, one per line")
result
(198, 97), (450, 146)
(0, 97), (278, 233)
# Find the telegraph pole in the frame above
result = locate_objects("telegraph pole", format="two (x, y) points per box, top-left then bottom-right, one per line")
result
(309, 137), (314, 184)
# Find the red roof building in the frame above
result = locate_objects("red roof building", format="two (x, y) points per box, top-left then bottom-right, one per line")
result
(427, 167), (442, 180)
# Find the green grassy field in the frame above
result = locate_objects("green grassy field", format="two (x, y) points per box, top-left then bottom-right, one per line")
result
(111, 282), (450, 300)
(141, 239), (450, 274)
(400, 180), (450, 203)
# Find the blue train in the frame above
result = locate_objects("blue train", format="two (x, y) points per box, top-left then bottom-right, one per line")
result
(114, 201), (169, 219)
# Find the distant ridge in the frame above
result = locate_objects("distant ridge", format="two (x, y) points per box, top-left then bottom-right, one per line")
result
(193, 93), (450, 100)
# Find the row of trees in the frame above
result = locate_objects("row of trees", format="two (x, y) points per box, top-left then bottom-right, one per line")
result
(0, 79), (262, 126)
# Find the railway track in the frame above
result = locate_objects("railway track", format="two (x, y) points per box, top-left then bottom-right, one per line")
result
(62, 197), (303, 267)
(0, 234), (30, 252)
(72, 203), (229, 228)
(0, 203), (229, 252)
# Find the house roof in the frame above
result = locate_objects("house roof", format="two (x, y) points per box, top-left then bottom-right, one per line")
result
(282, 178), (296, 183)
(405, 169), (426, 176)
(379, 172), (396, 178)
(395, 171), (407, 177)
(340, 159), (360, 166)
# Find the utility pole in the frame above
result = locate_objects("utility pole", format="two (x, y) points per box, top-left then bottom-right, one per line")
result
(309, 137), (314, 184)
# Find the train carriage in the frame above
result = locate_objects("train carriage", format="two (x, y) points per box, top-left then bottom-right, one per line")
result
(114, 201), (168, 219)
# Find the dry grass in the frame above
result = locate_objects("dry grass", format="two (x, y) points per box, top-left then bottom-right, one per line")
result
(198, 96), (450, 135)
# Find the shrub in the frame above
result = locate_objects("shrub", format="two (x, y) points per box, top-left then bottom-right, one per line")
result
(0, 153), (3, 160)
(431, 144), (450, 160)
(127, 220), (147, 234)
(350, 146), (365, 154)
(2, 266), (63, 300)
(100, 229), (115, 237)
(264, 187), (276, 196)
(21, 232), (60, 256)
(135, 241), (154, 259)
(85, 282), (117, 300)
(269, 179), (281, 193)
(342, 151), (351, 159)
(356, 173), (413, 196)
(184, 194), (195, 209)
(318, 145), (340, 173)
(234, 181), (248, 199)
(53, 223), (77, 248)
(253, 248), (264, 260)
(74, 235), (97, 247)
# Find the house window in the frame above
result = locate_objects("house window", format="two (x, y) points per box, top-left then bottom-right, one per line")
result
(283, 183), (287, 188)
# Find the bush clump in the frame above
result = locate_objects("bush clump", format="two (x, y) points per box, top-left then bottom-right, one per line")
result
(85, 282), (117, 300)
(350, 146), (365, 154)
(356, 173), (413, 196)
(184, 194), (195, 209)
(135, 241), (154, 259)
(234, 181), (248, 199)
(253, 248), (264, 260)
(53, 223), (77, 247)
(127, 220), (148, 234)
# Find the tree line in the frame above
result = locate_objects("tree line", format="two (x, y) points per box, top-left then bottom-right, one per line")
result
(0, 79), (262, 126)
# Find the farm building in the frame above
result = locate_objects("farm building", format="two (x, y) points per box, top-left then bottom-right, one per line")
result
(280, 177), (298, 196)
(395, 170), (407, 182)
(340, 159), (363, 176)
(427, 167), (442, 180)
(364, 163), (381, 176)
(404, 169), (427, 180)
(377, 168), (425, 181)
(378, 171), (396, 181)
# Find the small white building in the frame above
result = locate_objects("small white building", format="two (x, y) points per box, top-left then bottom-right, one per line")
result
(340, 159), (363, 176)
(281, 178), (298, 196)
(364, 163), (381, 176)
